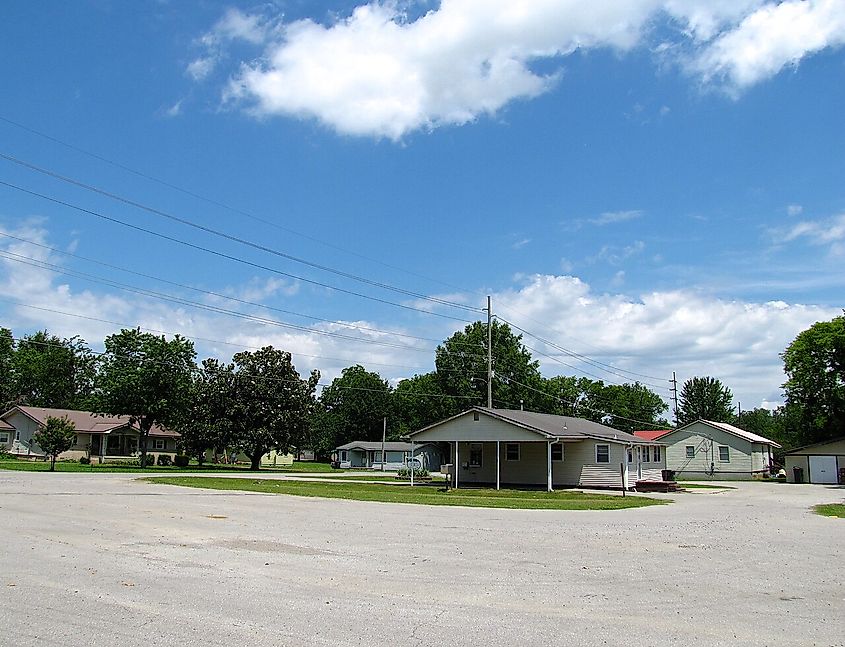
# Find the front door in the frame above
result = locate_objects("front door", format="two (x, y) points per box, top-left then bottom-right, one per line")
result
(809, 456), (838, 484)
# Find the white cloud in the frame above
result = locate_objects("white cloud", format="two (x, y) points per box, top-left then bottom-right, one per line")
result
(773, 212), (845, 256)
(511, 238), (531, 250)
(186, 57), (216, 81)
(493, 274), (840, 409)
(588, 210), (643, 226)
(196, 0), (845, 139)
(591, 240), (646, 265)
(787, 204), (803, 217)
(691, 0), (845, 90)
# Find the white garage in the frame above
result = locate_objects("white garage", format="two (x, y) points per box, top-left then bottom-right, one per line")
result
(784, 437), (845, 484)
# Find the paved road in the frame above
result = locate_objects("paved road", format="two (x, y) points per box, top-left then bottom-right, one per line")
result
(1, 473), (842, 647)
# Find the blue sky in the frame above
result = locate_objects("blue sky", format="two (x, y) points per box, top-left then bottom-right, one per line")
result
(1, 0), (844, 412)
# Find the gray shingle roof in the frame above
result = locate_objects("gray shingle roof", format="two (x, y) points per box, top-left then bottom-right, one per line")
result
(3, 406), (179, 438)
(336, 441), (430, 452)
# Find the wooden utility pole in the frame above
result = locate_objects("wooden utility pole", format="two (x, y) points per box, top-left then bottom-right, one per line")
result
(487, 295), (493, 409)
(670, 371), (679, 426)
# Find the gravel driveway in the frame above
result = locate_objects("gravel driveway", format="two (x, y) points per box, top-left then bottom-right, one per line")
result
(0, 472), (842, 647)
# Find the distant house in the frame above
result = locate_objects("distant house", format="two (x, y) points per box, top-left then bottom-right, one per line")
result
(0, 406), (179, 462)
(784, 437), (845, 484)
(407, 407), (665, 491)
(659, 420), (780, 480)
(335, 441), (443, 471)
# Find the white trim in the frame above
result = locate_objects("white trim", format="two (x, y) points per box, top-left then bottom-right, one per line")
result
(496, 440), (500, 491)
(547, 441), (552, 492)
(595, 444), (610, 463)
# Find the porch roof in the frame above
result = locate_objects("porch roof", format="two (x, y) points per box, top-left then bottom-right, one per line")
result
(336, 441), (431, 452)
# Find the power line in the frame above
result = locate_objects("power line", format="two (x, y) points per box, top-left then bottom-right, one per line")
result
(0, 151), (481, 315)
(0, 231), (448, 346)
(0, 113), (470, 295)
(0, 178), (475, 323)
(496, 315), (670, 388)
(497, 374), (669, 430)
(4, 332), (480, 401)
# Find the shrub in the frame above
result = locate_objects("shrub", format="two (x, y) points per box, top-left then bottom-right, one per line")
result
(0, 450), (14, 460)
(173, 454), (190, 468)
(79, 456), (91, 465)
(156, 454), (172, 467)
(142, 454), (156, 467)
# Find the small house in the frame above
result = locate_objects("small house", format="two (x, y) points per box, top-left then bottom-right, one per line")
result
(335, 441), (442, 471)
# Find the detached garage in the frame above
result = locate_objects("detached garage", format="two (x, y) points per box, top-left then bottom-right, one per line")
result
(784, 437), (845, 484)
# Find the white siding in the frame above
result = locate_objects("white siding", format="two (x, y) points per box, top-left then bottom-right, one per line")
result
(661, 422), (755, 478)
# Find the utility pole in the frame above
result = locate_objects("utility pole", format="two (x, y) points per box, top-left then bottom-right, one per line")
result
(670, 371), (679, 427)
(486, 295), (493, 409)
(381, 416), (386, 472)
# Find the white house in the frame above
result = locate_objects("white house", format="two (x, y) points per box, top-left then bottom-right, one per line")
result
(407, 407), (666, 491)
(335, 441), (442, 471)
(0, 406), (179, 462)
(659, 419), (781, 480)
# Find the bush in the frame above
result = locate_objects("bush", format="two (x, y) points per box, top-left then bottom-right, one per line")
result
(173, 454), (190, 468)
(156, 454), (172, 467)
(79, 456), (91, 465)
(142, 454), (156, 467)
(0, 450), (14, 460)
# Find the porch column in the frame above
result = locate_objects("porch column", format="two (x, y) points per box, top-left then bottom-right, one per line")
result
(496, 440), (500, 491)
(100, 434), (105, 463)
(547, 441), (553, 492)
(454, 441), (459, 489)
(410, 440), (415, 487)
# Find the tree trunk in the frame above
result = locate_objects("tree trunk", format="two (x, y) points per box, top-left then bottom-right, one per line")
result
(139, 419), (151, 469)
(50, 454), (56, 472)
(250, 450), (262, 471)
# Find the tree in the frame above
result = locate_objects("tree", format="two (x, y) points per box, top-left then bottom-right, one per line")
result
(312, 365), (393, 458)
(177, 358), (236, 463)
(95, 329), (196, 469)
(393, 372), (456, 435)
(33, 415), (76, 471)
(225, 347), (319, 470)
(435, 320), (544, 413)
(0, 328), (14, 410)
(782, 313), (845, 445)
(677, 376), (734, 426)
(582, 381), (669, 433)
(11, 331), (97, 409)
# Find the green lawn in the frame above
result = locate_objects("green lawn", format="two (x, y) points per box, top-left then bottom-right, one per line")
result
(0, 458), (344, 475)
(814, 503), (845, 518)
(146, 476), (669, 510)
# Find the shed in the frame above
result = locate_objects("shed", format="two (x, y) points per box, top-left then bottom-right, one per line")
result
(784, 438), (845, 484)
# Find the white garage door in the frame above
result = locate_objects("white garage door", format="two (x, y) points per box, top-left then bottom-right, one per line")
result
(809, 456), (838, 484)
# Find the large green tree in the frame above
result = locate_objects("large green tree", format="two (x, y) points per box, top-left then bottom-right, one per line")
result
(0, 328), (14, 409)
(11, 331), (97, 409)
(95, 329), (196, 468)
(435, 320), (544, 413)
(677, 376), (734, 426)
(782, 313), (845, 445)
(393, 372), (458, 434)
(177, 357), (236, 463)
(225, 347), (319, 470)
(33, 415), (77, 471)
(312, 365), (393, 458)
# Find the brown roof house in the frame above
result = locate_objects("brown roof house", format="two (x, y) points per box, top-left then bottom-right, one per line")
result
(0, 406), (179, 463)
(408, 407), (666, 491)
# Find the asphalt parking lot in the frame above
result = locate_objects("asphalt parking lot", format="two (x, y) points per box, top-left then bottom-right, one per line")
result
(1, 472), (843, 647)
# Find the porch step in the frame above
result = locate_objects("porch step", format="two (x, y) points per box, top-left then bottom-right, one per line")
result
(635, 480), (680, 493)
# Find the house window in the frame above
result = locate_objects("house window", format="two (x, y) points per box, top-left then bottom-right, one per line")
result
(372, 450), (383, 463)
(718, 446), (730, 462)
(685, 445), (695, 458)
(653, 446), (661, 462)
(505, 443), (520, 461)
(642, 446), (650, 463)
(469, 443), (483, 467)
(551, 444), (563, 462)
(595, 444), (610, 463)
(473, 411), (480, 421)
(627, 448), (633, 463)
(340, 450), (348, 462)
(153, 439), (165, 451)
(0, 433), (8, 444)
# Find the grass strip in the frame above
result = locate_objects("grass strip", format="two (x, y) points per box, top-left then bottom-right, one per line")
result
(814, 503), (845, 518)
(0, 458), (343, 475)
(145, 476), (668, 510)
